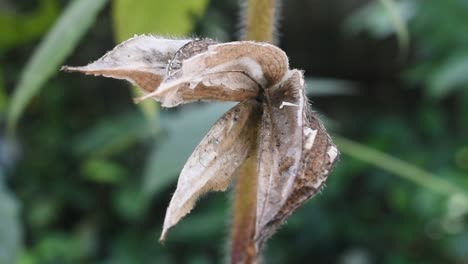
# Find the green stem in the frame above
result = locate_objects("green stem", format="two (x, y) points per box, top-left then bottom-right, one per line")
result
(243, 0), (278, 43)
(334, 135), (468, 199)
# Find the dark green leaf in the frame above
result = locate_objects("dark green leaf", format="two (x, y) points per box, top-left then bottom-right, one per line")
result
(0, 69), (7, 112)
(428, 54), (468, 98)
(0, 0), (59, 50)
(72, 111), (154, 158)
(334, 135), (468, 199)
(82, 159), (127, 184)
(112, 0), (209, 41)
(7, 0), (108, 133)
(0, 179), (22, 264)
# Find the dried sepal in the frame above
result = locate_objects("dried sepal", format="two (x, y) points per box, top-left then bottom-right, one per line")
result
(166, 38), (219, 78)
(255, 70), (340, 249)
(63, 37), (290, 108)
(62, 35), (192, 93)
(160, 100), (262, 241)
(134, 71), (260, 107)
(255, 70), (306, 243)
(135, 41), (289, 107)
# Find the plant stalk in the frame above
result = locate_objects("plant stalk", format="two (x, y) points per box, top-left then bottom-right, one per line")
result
(334, 135), (468, 199)
(231, 0), (278, 263)
(231, 154), (258, 264)
(242, 0), (278, 43)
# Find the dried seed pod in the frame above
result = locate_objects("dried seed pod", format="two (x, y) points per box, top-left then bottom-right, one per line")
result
(62, 36), (339, 248)
(255, 70), (339, 249)
(254, 70), (339, 249)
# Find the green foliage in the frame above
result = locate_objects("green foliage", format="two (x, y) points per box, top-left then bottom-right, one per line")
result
(0, 0), (58, 51)
(112, 0), (209, 41)
(0, 69), (7, 112)
(72, 111), (154, 158)
(408, 0), (468, 98)
(82, 159), (127, 184)
(7, 0), (108, 133)
(346, 0), (468, 99)
(426, 53), (468, 98)
(378, 0), (410, 57)
(344, 0), (413, 42)
(335, 135), (468, 199)
(0, 178), (22, 264)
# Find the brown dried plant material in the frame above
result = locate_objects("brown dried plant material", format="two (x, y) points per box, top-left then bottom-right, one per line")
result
(62, 36), (191, 93)
(160, 100), (261, 241)
(62, 35), (339, 252)
(254, 70), (339, 248)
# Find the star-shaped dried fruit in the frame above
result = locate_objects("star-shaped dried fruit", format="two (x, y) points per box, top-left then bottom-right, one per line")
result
(62, 35), (339, 248)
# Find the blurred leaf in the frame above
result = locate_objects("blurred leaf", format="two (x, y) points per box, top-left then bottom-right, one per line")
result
(334, 135), (468, 199)
(378, 0), (410, 58)
(305, 78), (358, 96)
(142, 103), (234, 200)
(130, 86), (159, 129)
(448, 233), (468, 260)
(72, 111), (154, 158)
(344, 0), (414, 56)
(102, 233), (169, 264)
(455, 147), (468, 171)
(198, 9), (230, 41)
(404, 1), (468, 99)
(82, 159), (127, 184)
(112, 0), (209, 41)
(112, 0), (209, 124)
(0, 68), (7, 112)
(30, 233), (86, 263)
(0, 0), (58, 50)
(0, 178), (22, 264)
(168, 207), (225, 241)
(113, 185), (146, 221)
(7, 0), (108, 133)
(28, 197), (60, 228)
(428, 54), (468, 98)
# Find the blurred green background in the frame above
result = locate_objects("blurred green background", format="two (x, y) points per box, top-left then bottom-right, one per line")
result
(1, 0), (468, 263)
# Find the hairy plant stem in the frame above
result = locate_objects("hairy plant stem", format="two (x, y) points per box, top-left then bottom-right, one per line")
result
(231, 0), (278, 263)
(231, 153), (259, 264)
(242, 0), (278, 43)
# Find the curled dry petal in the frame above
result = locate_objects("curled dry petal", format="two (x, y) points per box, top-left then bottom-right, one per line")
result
(63, 36), (290, 107)
(62, 35), (192, 93)
(136, 71), (260, 107)
(255, 70), (305, 243)
(255, 70), (339, 249)
(135, 41), (289, 107)
(160, 100), (262, 241)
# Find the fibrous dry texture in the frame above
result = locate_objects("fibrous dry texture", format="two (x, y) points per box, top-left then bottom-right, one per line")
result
(62, 35), (339, 253)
